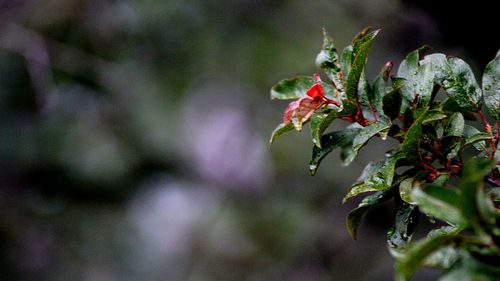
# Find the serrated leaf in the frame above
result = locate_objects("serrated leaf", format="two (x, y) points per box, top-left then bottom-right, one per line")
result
(309, 127), (361, 175)
(269, 123), (294, 145)
(482, 52), (500, 120)
(316, 29), (344, 92)
(395, 228), (458, 281)
(342, 122), (390, 165)
(345, 29), (380, 101)
(344, 151), (404, 202)
(445, 112), (464, 137)
(347, 190), (393, 239)
(387, 203), (419, 249)
(411, 185), (464, 226)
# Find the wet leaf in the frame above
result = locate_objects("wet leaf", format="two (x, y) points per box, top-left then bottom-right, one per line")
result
(347, 190), (393, 239)
(438, 253), (500, 281)
(316, 29), (344, 92)
(342, 122), (390, 165)
(370, 62), (394, 120)
(434, 57), (482, 111)
(395, 227), (459, 281)
(482, 51), (500, 120)
(463, 125), (490, 151)
(269, 123), (294, 145)
(270, 76), (314, 100)
(422, 111), (447, 125)
(387, 203), (419, 249)
(310, 102), (357, 148)
(309, 127), (361, 175)
(402, 124), (422, 163)
(445, 112), (464, 137)
(340, 45), (353, 78)
(411, 184), (464, 226)
(345, 28), (380, 101)
(397, 48), (435, 112)
(283, 96), (325, 131)
(382, 79), (404, 120)
(399, 178), (417, 204)
(344, 151), (404, 202)
(459, 158), (493, 223)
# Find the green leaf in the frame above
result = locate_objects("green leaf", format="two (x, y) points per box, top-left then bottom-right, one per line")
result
(345, 28), (380, 101)
(310, 102), (358, 148)
(399, 178), (417, 204)
(459, 158), (493, 222)
(270, 75), (341, 100)
(435, 57), (482, 111)
(402, 121), (423, 162)
(422, 111), (448, 125)
(476, 184), (500, 233)
(424, 245), (462, 270)
(270, 76), (314, 100)
(310, 112), (331, 148)
(463, 124), (490, 151)
(347, 190), (393, 239)
(397, 48), (435, 112)
(309, 127), (361, 175)
(395, 227), (459, 281)
(445, 112), (465, 137)
(310, 119), (388, 175)
(344, 151), (404, 202)
(382, 79), (404, 120)
(439, 253), (500, 281)
(402, 109), (446, 162)
(370, 62), (394, 120)
(316, 29), (344, 92)
(340, 45), (353, 77)
(269, 123), (294, 145)
(342, 122), (390, 165)
(411, 185), (465, 226)
(387, 203), (419, 249)
(482, 52), (500, 120)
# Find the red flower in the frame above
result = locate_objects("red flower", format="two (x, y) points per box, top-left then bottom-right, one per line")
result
(283, 74), (338, 130)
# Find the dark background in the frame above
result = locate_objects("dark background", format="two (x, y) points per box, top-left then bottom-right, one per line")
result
(0, 1), (497, 280)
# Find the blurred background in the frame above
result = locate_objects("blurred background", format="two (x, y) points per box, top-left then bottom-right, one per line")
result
(0, 0), (497, 280)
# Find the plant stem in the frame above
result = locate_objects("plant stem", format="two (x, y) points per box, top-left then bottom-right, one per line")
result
(478, 111), (492, 136)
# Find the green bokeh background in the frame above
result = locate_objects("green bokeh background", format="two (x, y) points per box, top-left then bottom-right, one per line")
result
(0, 1), (497, 280)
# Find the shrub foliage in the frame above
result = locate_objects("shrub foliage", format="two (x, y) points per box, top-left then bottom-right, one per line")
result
(270, 27), (500, 280)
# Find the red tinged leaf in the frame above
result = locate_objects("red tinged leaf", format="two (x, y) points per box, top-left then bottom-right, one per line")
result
(283, 96), (325, 131)
(282, 73), (341, 131)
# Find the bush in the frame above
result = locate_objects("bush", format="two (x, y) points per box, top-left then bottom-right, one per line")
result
(270, 27), (500, 280)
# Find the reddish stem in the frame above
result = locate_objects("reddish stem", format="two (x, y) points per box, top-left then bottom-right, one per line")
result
(478, 111), (492, 135)
(477, 111), (498, 156)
